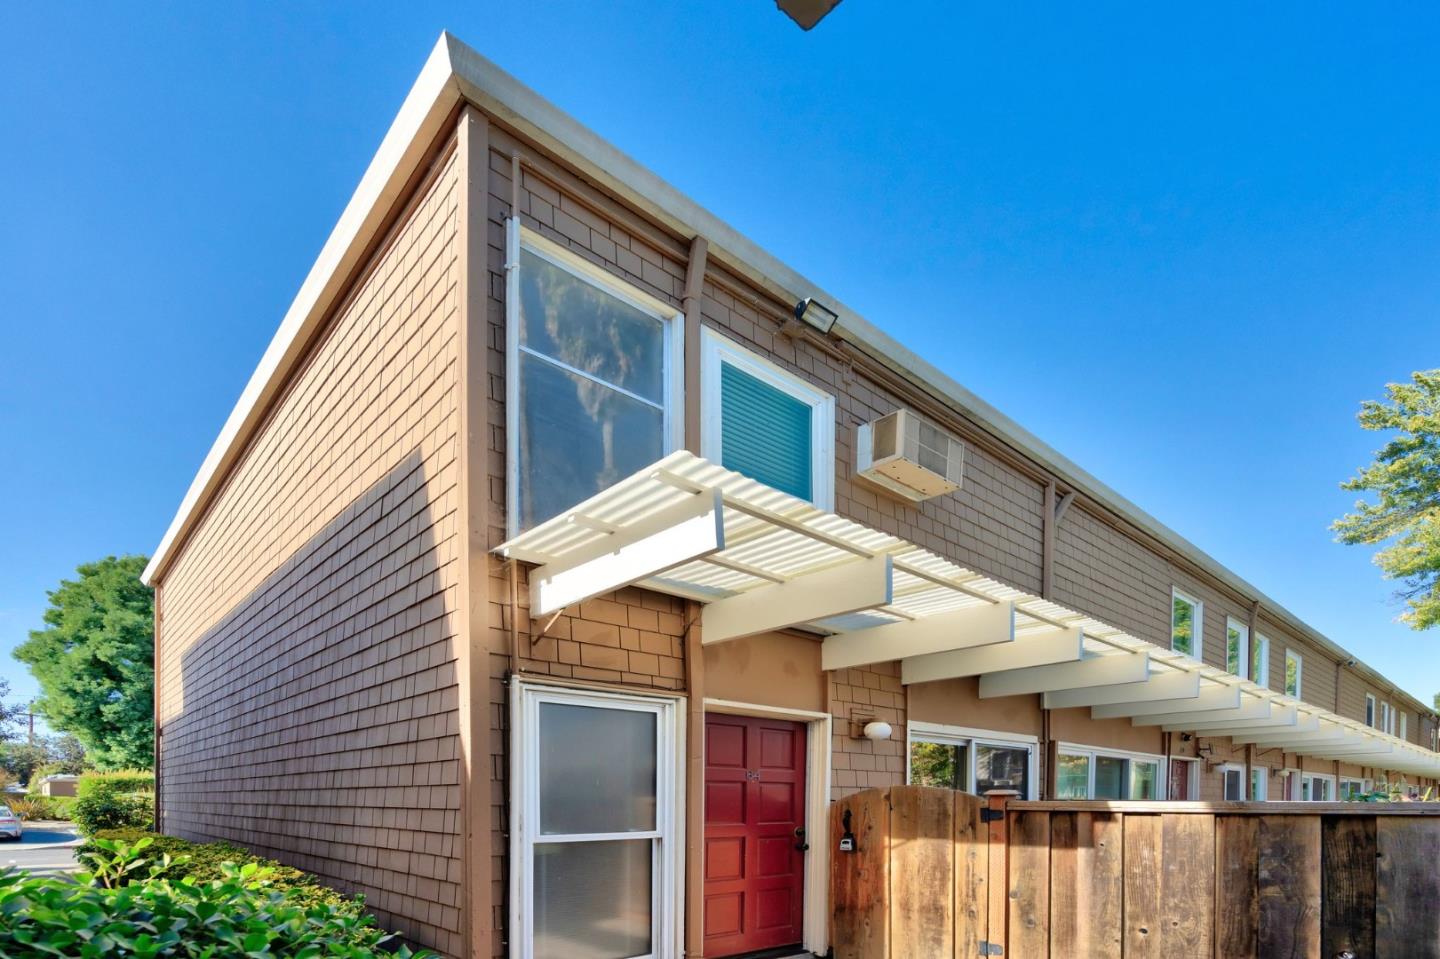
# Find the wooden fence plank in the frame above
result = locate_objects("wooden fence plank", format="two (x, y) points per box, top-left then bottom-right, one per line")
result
(1215, 814), (1259, 959)
(1050, 811), (1121, 959)
(1123, 814), (1162, 959)
(831, 789), (890, 959)
(1376, 816), (1440, 959)
(986, 792), (1016, 958)
(1258, 814), (1322, 959)
(1322, 816), (1376, 959)
(1007, 809), (1050, 958)
(955, 792), (988, 958)
(890, 785), (954, 958)
(1161, 813), (1214, 956)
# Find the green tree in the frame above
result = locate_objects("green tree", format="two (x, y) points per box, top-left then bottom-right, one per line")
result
(0, 680), (26, 741)
(13, 556), (154, 770)
(1333, 371), (1440, 630)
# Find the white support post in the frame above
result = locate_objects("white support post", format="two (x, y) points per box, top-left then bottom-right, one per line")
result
(900, 627), (1083, 686)
(1041, 669), (1200, 709)
(529, 490), (725, 615)
(701, 556), (894, 646)
(979, 651), (1149, 699)
(821, 601), (1015, 671)
(1090, 683), (1241, 719)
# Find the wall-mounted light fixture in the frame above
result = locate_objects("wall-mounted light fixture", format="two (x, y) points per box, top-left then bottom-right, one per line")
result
(848, 715), (893, 741)
(793, 297), (839, 335)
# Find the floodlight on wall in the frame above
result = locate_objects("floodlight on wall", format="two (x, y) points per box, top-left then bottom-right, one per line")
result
(793, 297), (839, 335)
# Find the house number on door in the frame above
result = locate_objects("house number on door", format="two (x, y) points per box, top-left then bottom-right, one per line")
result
(745, 770), (761, 781)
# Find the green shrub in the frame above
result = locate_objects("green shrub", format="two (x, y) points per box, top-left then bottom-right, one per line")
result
(3, 795), (74, 821)
(79, 829), (360, 916)
(0, 835), (429, 957)
(76, 769), (155, 798)
(71, 784), (153, 835)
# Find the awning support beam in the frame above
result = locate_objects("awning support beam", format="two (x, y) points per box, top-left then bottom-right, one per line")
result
(702, 556), (893, 646)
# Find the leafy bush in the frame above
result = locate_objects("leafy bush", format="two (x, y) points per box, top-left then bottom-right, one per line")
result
(80, 830), (360, 915)
(71, 784), (152, 835)
(4, 795), (75, 822)
(76, 770), (155, 798)
(0, 835), (429, 957)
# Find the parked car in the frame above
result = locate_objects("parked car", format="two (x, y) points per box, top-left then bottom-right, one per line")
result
(0, 807), (22, 841)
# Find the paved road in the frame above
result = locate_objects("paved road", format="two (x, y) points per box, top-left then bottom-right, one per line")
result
(0, 821), (81, 875)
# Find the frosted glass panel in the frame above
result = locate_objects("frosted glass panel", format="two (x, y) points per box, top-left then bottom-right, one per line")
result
(1130, 761), (1158, 800)
(534, 839), (652, 959)
(540, 703), (657, 835)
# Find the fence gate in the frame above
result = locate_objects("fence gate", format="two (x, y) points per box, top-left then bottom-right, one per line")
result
(829, 785), (1440, 958)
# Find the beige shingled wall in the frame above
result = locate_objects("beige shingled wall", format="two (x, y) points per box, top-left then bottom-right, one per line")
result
(155, 143), (465, 955)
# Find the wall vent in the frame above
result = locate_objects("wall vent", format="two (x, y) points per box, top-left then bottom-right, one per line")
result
(856, 409), (964, 502)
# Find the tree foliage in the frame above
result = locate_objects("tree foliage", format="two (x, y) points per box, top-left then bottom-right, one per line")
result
(0, 679), (28, 742)
(0, 734), (88, 785)
(13, 556), (154, 770)
(1333, 371), (1440, 630)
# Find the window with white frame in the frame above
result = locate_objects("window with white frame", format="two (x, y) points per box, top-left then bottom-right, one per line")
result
(1171, 590), (1203, 659)
(1300, 773), (1335, 802)
(907, 723), (1036, 799)
(1366, 693), (1377, 728)
(1340, 777), (1367, 801)
(1056, 745), (1163, 800)
(1252, 633), (1271, 688)
(1400, 712), (1408, 741)
(506, 227), (684, 535)
(512, 683), (679, 959)
(1285, 648), (1303, 698)
(1220, 763), (1246, 801)
(700, 329), (834, 508)
(1250, 767), (1268, 801)
(1225, 618), (1249, 679)
(1379, 701), (1393, 736)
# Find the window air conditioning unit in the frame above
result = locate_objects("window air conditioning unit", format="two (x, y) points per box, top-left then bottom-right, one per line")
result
(856, 409), (964, 501)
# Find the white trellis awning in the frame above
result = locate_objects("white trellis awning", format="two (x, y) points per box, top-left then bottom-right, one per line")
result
(496, 452), (1440, 777)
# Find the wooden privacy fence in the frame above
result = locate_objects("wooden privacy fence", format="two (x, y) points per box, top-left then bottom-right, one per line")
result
(830, 785), (1440, 959)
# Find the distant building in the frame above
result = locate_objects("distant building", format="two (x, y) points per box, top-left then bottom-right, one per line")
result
(33, 775), (78, 798)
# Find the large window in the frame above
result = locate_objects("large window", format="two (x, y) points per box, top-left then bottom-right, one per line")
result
(1220, 764), (1245, 801)
(507, 227), (683, 534)
(1056, 745), (1163, 800)
(513, 683), (679, 959)
(1284, 648), (1303, 698)
(1340, 777), (1368, 801)
(1225, 618), (1249, 679)
(1366, 693), (1377, 727)
(1300, 773), (1335, 802)
(907, 723), (1035, 799)
(1171, 589), (1203, 659)
(701, 329), (834, 508)
(1250, 767), (1268, 801)
(1252, 633), (1271, 688)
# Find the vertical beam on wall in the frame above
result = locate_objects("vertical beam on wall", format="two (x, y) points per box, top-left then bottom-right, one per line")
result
(683, 604), (706, 957)
(455, 106), (494, 959)
(153, 584), (163, 832)
(1042, 482), (1056, 599)
(682, 236), (709, 454)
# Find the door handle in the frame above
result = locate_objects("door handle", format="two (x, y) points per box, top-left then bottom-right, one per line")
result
(793, 826), (809, 852)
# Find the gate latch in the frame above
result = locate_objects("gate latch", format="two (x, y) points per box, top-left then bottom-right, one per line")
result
(978, 942), (1004, 956)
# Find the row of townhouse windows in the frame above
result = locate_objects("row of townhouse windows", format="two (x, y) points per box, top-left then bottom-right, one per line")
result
(1364, 693), (1408, 739)
(512, 223), (1426, 747)
(1171, 589), (1300, 696)
(909, 724), (1390, 802)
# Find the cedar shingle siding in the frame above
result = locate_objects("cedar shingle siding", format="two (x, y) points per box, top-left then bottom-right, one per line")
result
(151, 53), (1438, 959)
(156, 145), (464, 955)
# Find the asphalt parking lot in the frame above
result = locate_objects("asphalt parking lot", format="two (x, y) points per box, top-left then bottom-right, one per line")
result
(1, 821), (81, 875)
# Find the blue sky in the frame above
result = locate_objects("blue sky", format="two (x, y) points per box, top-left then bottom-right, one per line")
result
(2, 3), (1438, 725)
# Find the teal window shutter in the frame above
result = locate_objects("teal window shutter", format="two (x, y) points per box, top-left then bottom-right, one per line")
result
(720, 362), (813, 498)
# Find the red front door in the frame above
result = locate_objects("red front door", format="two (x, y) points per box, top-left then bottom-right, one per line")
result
(703, 714), (807, 957)
(1168, 759), (1191, 800)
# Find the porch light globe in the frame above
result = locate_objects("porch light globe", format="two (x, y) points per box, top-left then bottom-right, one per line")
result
(862, 721), (893, 742)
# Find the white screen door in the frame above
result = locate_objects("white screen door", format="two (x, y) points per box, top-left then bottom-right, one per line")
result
(514, 683), (679, 959)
